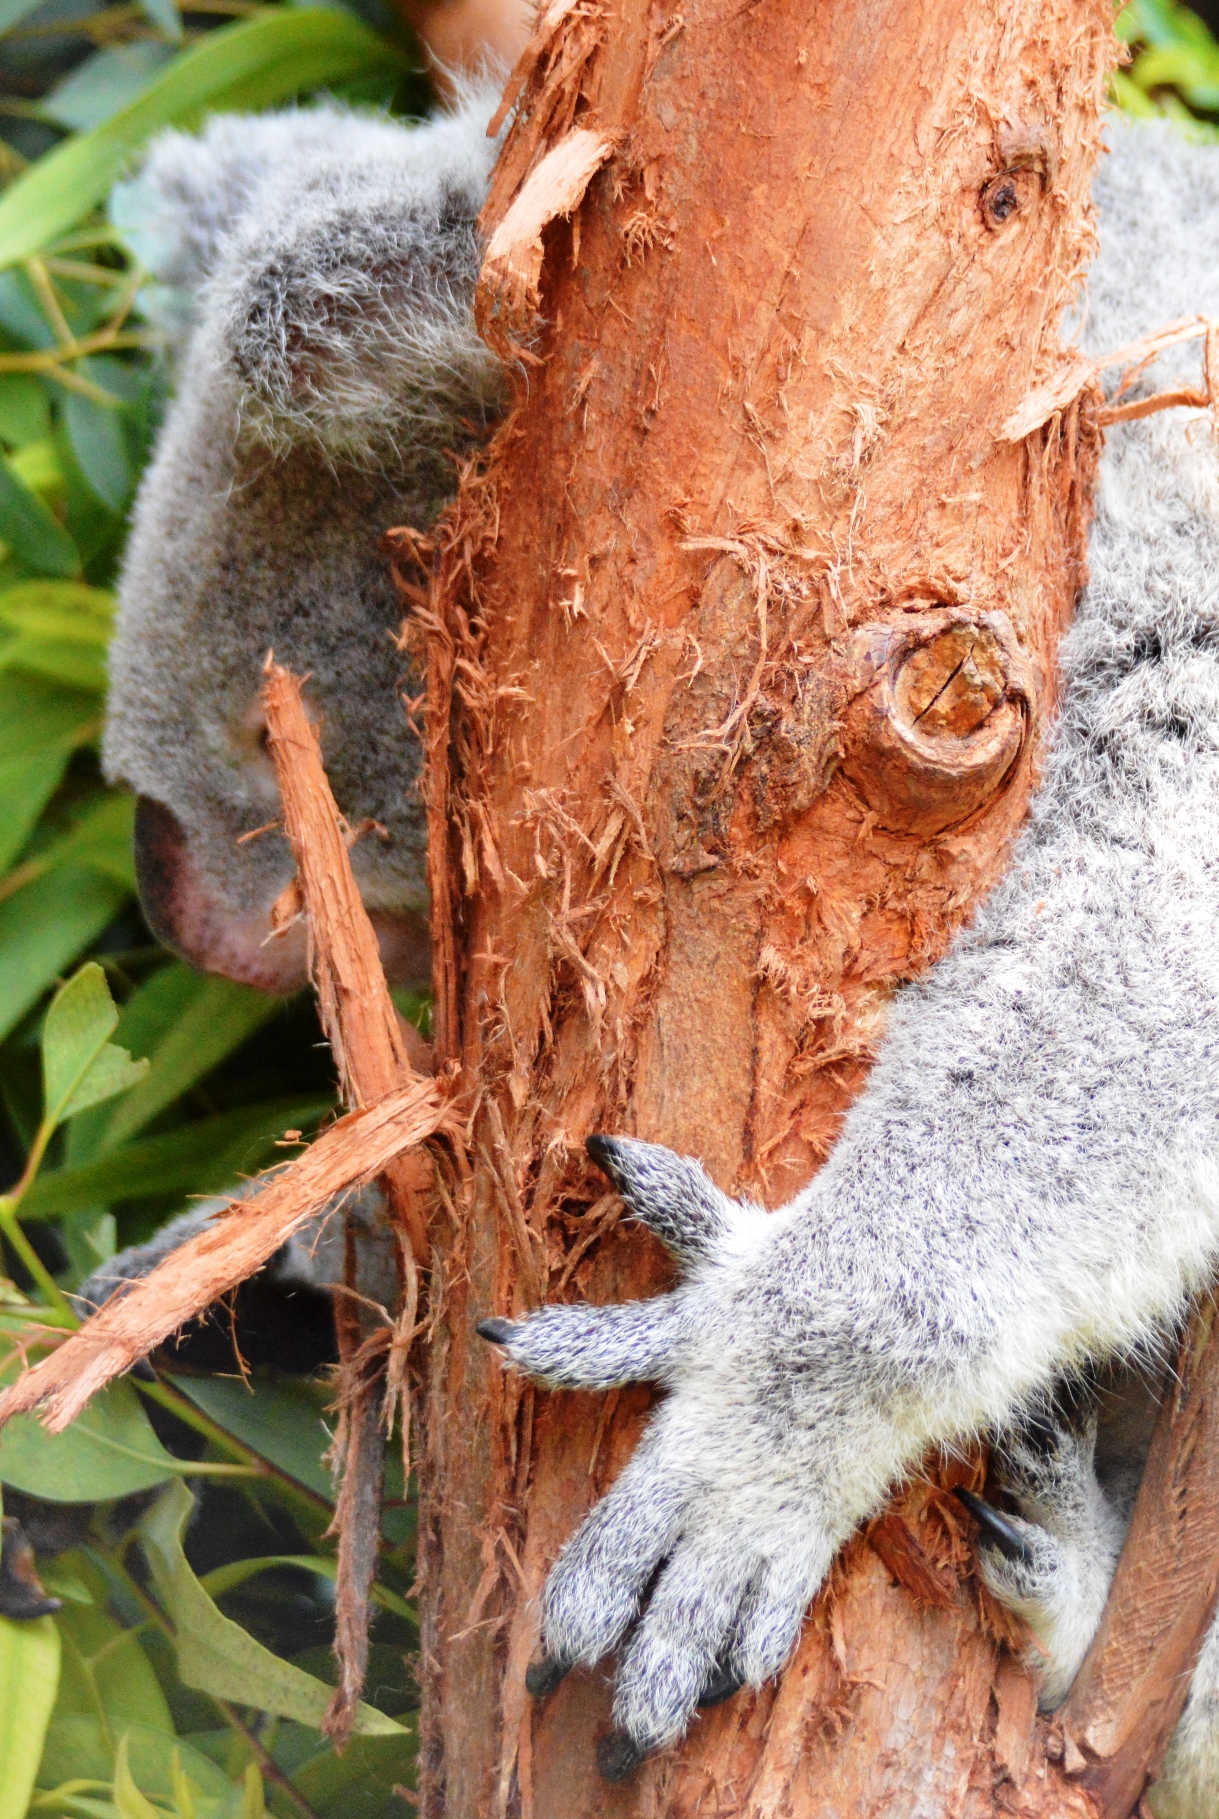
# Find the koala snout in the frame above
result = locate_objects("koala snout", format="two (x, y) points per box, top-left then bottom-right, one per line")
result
(133, 796), (310, 993)
(133, 796), (432, 995)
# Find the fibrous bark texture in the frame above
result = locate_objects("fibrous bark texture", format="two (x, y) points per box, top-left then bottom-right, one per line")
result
(417, 5), (1116, 1815)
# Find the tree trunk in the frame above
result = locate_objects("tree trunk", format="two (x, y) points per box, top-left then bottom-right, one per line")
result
(417, 4), (1116, 1814)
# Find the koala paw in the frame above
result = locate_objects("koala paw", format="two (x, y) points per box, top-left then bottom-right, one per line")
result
(960, 1407), (1123, 1707)
(477, 1136), (890, 1777)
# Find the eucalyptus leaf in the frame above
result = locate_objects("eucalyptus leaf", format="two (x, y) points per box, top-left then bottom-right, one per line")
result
(0, 1614), (59, 1819)
(0, 746), (67, 873)
(0, 0), (56, 37)
(114, 1735), (162, 1819)
(21, 1095), (333, 1219)
(141, 1482), (402, 1736)
(64, 390), (131, 514)
(43, 45), (180, 133)
(0, 10), (405, 269)
(0, 672), (101, 767)
(97, 970), (282, 1152)
(49, 1559), (173, 1732)
(0, 865), (129, 1045)
(0, 581), (113, 644)
(0, 461), (80, 579)
(42, 962), (148, 1128)
(0, 1375), (176, 1501)
(0, 374), (50, 449)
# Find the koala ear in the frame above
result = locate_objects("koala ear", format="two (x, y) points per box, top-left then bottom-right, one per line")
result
(111, 110), (351, 348)
(212, 93), (505, 458)
(586, 1135), (735, 1266)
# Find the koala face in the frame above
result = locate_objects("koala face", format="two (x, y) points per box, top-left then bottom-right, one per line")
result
(103, 95), (504, 991)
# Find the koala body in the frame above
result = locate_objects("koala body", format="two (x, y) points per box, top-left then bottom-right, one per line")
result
(104, 91), (504, 991)
(479, 116), (1219, 1791)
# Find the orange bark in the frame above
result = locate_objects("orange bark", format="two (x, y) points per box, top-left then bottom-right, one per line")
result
(416, 5), (1118, 1815)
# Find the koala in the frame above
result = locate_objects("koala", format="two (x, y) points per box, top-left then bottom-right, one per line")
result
(98, 87), (1219, 1801)
(103, 87), (505, 993)
(473, 115), (1219, 1792)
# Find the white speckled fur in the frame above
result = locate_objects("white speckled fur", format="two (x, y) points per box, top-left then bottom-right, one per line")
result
(490, 118), (1219, 1788)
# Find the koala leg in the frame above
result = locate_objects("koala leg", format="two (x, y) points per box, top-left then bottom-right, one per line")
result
(961, 1407), (1124, 1707)
(1148, 1613), (1219, 1819)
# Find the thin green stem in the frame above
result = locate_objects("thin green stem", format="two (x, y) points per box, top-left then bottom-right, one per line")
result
(136, 1378), (334, 1521)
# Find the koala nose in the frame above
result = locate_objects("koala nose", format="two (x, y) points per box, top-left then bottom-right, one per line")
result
(132, 795), (310, 993)
(132, 797), (432, 996)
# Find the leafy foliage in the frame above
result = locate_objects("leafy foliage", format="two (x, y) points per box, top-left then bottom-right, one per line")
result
(0, 2), (427, 1811)
(1117, 0), (1219, 135)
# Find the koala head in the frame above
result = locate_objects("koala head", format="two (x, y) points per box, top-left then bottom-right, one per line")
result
(104, 93), (505, 992)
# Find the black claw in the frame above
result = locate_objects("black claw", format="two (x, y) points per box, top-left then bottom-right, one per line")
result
(475, 1317), (516, 1346)
(0, 1519), (62, 1621)
(525, 1653), (569, 1699)
(585, 1133), (625, 1185)
(698, 1661), (745, 1709)
(955, 1488), (1036, 1565)
(597, 1730), (646, 1783)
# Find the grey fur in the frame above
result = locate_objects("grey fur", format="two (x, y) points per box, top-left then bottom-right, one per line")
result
(103, 91), (504, 963)
(76, 1182), (398, 1319)
(485, 117), (1219, 1790)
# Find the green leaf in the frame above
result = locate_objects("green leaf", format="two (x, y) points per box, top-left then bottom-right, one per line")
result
(42, 962), (148, 1128)
(0, 0), (56, 36)
(0, 672), (101, 767)
(166, 1375), (335, 1505)
(114, 1735), (162, 1819)
(0, 461), (80, 579)
(95, 970), (282, 1153)
(136, 0), (184, 46)
(141, 1482), (402, 1736)
(0, 865), (129, 1045)
(288, 1731), (416, 1819)
(239, 1765), (264, 1819)
(20, 1095), (333, 1219)
(0, 11), (405, 269)
(46, 1557), (173, 1734)
(201, 1556), (414, 1623)
(22, 792), (137, 896)
(43, 44), (180, 133)
(0, 375), (51, 450)
(64, 390), (132, 515)
(0, 1374), (176, 1501)
(0, 579), (114, 645)
(0, 748), (68, 874)
(0, 1614), (59, 1819)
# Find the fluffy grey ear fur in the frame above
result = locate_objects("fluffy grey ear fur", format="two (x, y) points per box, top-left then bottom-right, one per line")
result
(210, 92), (505, 457)
(110, 108), (379, 352)
(586, 1135), (736, 1266)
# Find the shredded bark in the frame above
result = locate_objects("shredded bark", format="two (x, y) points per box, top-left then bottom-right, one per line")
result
(1003, 314), (1218, 440)
(259, 659), (441, 1747)
(0, 1081), (453, 1432)
(476, 128), (615, 359)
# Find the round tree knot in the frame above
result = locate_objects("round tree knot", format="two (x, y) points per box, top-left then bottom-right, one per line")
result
(979, 167), (1040, 231)
(838, 610), (1036, 838)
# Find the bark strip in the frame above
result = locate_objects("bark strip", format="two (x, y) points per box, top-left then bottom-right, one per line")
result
(259, 658), (440, 1745)
(0, 1080), (453, 1431)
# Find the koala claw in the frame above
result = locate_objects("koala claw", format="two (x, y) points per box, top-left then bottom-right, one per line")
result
(524, 1653), (569, 1700)
(475, 1316), (516, 1346)
(955, 1488), (1037, 1565)
(698, 1657), (746, 1708)
(597, 1730), (645, 1783)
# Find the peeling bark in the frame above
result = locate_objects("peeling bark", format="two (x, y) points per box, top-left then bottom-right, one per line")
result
(418, 5), (1117, 1815)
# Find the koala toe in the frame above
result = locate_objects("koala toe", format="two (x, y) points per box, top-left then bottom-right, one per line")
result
(542, 1441), (686, 1669)
(586, 1134), (737, 1268)
(475, 1293), (687, 1388)
(730, 1549), (828, 1687)
(611, 1538), (759, 1756)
